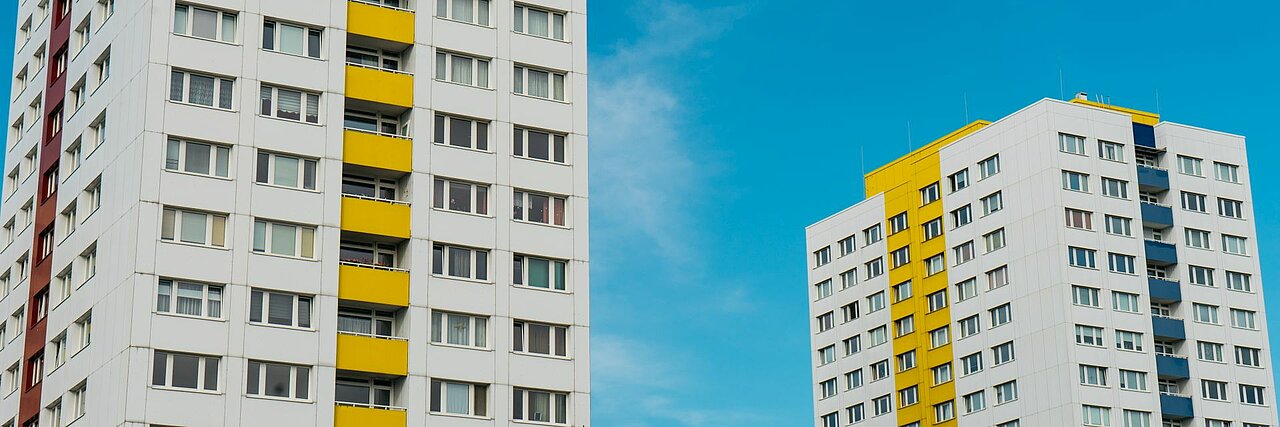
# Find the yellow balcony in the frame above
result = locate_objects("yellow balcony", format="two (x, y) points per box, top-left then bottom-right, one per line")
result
(346, 64), (413, 108)
(334, 404), (407, 427)
(338, 264), (410, 307)
(341, 196), (410, 239)
(343, 129), (412, 173)
(347, 1), (415, 45)
(337, 333), (409, 376)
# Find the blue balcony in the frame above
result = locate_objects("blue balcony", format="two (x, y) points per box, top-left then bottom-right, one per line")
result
(1141, 203), (1174, 228)
(1148, 278), (1182, 303)
(1156, 354), (1190, 379)
(1145, 240), (1178, 266)
(1133, 123), (1157, 148)
(1137, 165), (1170, 191)
(1159, 393), (1194, 419)
(1151, 316), (1186, 341)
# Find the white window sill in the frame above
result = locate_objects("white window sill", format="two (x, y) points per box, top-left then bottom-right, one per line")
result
(150, 385), (223, 396)
(253, 180), (321, 194)
(514, 155), (572, 167)
(429, 341), (492, 352)
(244, 393), (314, 404)
(173, 32), (241, 47)
(433, 78), (495, 92)
(163, 168), (234, 182)
(159, 239), (230, 252)
(429, 412), (492, 421)
(430, 273), (492, 285)
(434, 16), (494, 30)
(250, 251), (320, 263)
(256, 113), (322, 127)
(431, 207), (493, 219)
(154, 311), (226, 323)
(513, 92), (571, 105)
(432, 141), (494, 155)
(169, 99), (237, 114)
(262, 48), (324, 62)
(247, 321), (315, 333)
(512, 284), (572, 295)
(512, 30), (571, 44)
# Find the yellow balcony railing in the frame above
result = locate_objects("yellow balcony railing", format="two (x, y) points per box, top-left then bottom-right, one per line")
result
(347, 0), (415, 45)
(334, 404), (407, 427)
(343, 129), (412, 173)
(336, 333), (409, 376)
(345, 64), (413, 108)
(338, 263), (410, 307)
(341, 196), (410, 239)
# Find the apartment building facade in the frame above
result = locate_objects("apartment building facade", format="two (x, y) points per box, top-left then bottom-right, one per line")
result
(806, 97), (1275, 427)
(0, 0), (589, 426)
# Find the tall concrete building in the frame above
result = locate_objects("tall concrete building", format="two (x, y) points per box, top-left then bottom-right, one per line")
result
(0, 0), (589, 426)
(806, 96), (1275, 427)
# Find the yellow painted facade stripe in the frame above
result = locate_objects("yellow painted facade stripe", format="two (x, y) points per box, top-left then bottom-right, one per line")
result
(334, 405), (408, 427)
(337, 264), (411, 307)
(1068, 98), (1160, 126)
(336, 333), (410, 376)
(343, 129), (413, 172)
(345, 64), (415, 108)
(865, 121), (989, 427)
(341, 196), (411, 239)
(346, 0), (415, 44)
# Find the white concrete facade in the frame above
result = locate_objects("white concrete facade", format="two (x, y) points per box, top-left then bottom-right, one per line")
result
(0, 0), (590, 426)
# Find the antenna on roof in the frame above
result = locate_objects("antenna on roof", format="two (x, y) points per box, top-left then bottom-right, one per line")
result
(906, 120), (913, 150)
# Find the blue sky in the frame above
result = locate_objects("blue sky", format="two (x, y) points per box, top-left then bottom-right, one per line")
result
(1, 1), (1278, 426)
(587, 1), (1280, 425)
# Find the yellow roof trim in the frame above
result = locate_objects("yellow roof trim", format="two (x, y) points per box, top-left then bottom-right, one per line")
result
(864, 120), (992, 180)
(1069, 98), (1160, 126)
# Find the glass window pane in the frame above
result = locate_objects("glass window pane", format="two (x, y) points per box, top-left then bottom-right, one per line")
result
(184, 142), (211, 174)
(528, 131), (549, 160)
(267, 292), (294, 325)
(273, 156), (299, 187)
(187, 74), (215, 106)
(270, 223), (297, 256)
(170, 354), (200, 388)
(449, 117), (471, 148)
(191, 8), (218, 39)
(173, 5), (189, 34)
(264, 363), (291, 397)
(446, 383), (470, 414)
(179, 211), (207, 244)
(528, 258), (550, 288)
(279, 24), (304, 55)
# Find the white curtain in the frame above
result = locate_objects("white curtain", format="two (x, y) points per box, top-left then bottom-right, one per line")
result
(528, 9), (549, 37)
(447, 314), (469, 345)
(451, 56), (473, 85)
(528, 70), (550, 98)
(445, 383), (470, 414)
(188, 75), (215, 106)
(176, 283), (204, 316)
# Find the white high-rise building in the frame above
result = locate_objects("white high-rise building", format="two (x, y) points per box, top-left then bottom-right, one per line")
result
(806, 96), (1275, 427)
(0, 0), (589, 426)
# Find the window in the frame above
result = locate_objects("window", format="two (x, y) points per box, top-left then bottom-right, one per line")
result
(1062, 170), (1089, 192)
(1181, 191), (1207, 213)
(962, 391), (985, 414)
(514, 65), (567, 102)
(1215, 161), (1240, 183)
(262, 20), (321, 58)
(927, 291), (948, 312)
(165, 137), (231, 177)
(246, 360), (309, 400)
(1098, 141), (1125, 162)
(1082, 405), (1110, 426)
(1075, 325), (1104, 346)
(339, 306), (395, 338)
(434, 114), (489, 150)
(948, 169), (969, 192)
(1201, 380), (1228, 401)
(1107, 253), (1135, 274)
(431, 380), (488, 416)
(156, 279), (223, 319)
(514, 255), (568, 291)
(435, 50), (490, 88)
(846, 404), (864, 423)
(845, 369), (863, 390)
(867, 326), (887, 348)
(1236, 346), (1262, 367)
(898, 385), (918, 407)
(842, 335), (860, 355)
(514, 3), (566, 40)
(69, 383), (86, 420)
(817, 312), (835, 333)
(1197, 341), (1225, 362)
(866, 292), (885, 313)
(335, 377), (393, 407)
(929, 327), (950, 348)
(978, 155), (1000, 178)
(959, 352), (983, 376)
(437, 0), (491, 26)
(819, 378), (837, 399)
(514, 190), (568, 226)
(512, 126), (569, 165)
(1187, 265), (1214, 287)
(922, 218), (943, 240)
(991, 341), (1015, 365)
(161, 207), (227, 247)
(871, 359), (890, 381)
(1177, 155), (1202, 176)
(920, 182), (940, 205)
(1218, 198), (1244, 219)
(894, 316), (914, 337)
(890, 247), (910, 269)
(1114, 330), (1143, 352)
(952, 241), (974, 265)
(432, 178), (489, 215)
(173, 3), (237, 42)
(872, 394), (891, 416)
(1121, 410), (1149, 427)
(1065, 208), (1092, 229)
(1222, 234), (1249, 255)
(1231, 308), (1257, 330)
(513, 320), (568, 357)
(817, 345), (836, 365)
(839, 269), (857, 289)
(892, 281), (912, 302)
(87, 116), (107, 153)
(431, 311), (488, 349)
(931, 362), (952, 385)
(1059, 133), (1087, 154)
(92, 50), (111, 86)
(989, 304), (1012, 327)
(512, 388), (570, 424)
(1073, 286), (1100, 307)
(888, 212), (909, 234)
(1080, 364), (1107, 386)
(169, 69), (233, 109)
(994, 380), (1017, 404)
(1240, 385), (1266, 405)
(432, 244), (489, 281)
(983, 229), (1006, 253)
(1117, 370), (1146, 391)
(1101, 177), (1129, 199)
(958, 315), (980, 338)
(949, 205), (972, 228)
(924, 254), (945, 276)
(862, 225), (882, 245)
(840, 302), (859, 323)
(1184, 228), (1211, 249)
(819, 412), (837, 427)
(152, 351), (219, 391)
(252, 220), (317, 259)
(249, 289), (312, 328)
(256, 152), (318, 190)
(955, 278), (978, 302)
(342, 174), (400, 202)
(1069, 247), (1096, 269)
(980, 192), (1003, 215)
(1226, 271), (1253, 293)
(1193, 303), (1220, 324)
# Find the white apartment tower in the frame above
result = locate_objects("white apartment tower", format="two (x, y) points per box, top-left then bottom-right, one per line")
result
(0, 0), (590, 426)
(806, 97), (1275, 427)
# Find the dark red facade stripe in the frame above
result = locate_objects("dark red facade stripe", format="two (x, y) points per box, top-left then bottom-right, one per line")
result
(21, 0), (72, 423)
